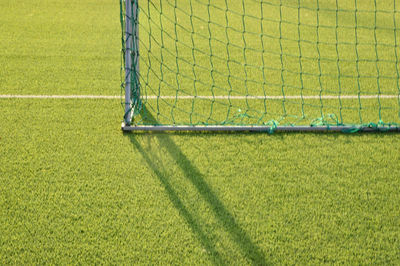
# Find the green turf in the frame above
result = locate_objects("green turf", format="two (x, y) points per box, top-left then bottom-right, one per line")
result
(1, 99), (400, 264)
(1, 0), (400, 264)
(0, 0), (120, 95)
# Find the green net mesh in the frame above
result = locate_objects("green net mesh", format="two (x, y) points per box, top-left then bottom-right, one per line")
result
(121, 0), (400, 130)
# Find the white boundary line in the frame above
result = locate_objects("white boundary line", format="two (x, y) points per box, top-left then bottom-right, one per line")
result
(142, 95), (399, 100)
(0, 94), (398, 99)
(0, 95), (120, 99)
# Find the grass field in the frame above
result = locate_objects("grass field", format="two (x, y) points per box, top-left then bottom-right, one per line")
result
(1, 0), (400, 264)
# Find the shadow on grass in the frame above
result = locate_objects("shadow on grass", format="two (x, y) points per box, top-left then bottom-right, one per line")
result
(125, 116), (268, 265)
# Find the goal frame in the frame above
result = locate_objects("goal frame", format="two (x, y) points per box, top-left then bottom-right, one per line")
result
(121, 0), (399, 133)
(123, 0), (140, 126)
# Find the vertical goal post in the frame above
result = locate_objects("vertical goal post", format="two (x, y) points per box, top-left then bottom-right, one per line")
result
(120, 0), (400, 132)
(123, 0), (141, 126)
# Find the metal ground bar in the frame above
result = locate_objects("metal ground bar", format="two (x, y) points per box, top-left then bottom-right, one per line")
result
(121, 123), (400, 132)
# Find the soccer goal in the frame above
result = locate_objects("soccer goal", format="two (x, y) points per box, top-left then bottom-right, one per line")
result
(120, 0), (400, 132)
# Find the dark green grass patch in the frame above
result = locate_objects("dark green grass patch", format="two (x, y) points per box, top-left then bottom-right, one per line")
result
(1, 99), (399, 264)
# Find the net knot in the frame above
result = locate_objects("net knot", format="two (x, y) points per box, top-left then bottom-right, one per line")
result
(263, 120), (279, 134)
(310, 114), (340, 129)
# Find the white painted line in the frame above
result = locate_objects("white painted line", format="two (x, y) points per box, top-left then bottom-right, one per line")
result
(0, 95), (120, 99)
(143, 95), (399, 100)
(0, 94), (398, 99)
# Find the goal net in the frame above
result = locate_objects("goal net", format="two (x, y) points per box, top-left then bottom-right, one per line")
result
(120, 0), (400, 132)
